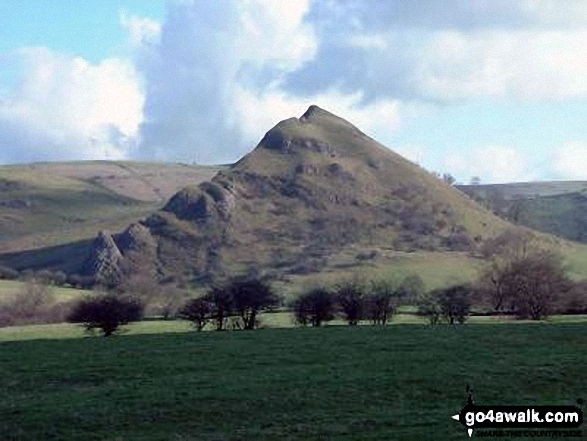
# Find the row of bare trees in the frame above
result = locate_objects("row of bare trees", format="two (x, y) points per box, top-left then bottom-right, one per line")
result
(292, 278), (419, 327)
(178, 278), (279, 331)
(3, 228), (587, 335)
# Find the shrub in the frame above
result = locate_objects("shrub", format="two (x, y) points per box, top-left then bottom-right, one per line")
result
(477, 249), (569, 320)
(445, 231), (472, 251)
(178, 297), (212, 331)
(335, 279), (366, 326)
(558, 281), (587, 314)
(505, 253), (568, 320)
(418, 285), (471, 325)
(293, 288), (335, 327)
(226, 277), (279, 330)
(436, 285), (471, 324)
(203, 285), (234, 331)
(67, 294), (143, 337)
(355, 250), (378, 261)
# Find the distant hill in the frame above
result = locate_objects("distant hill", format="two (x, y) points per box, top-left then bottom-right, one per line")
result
(0, 161), (223, 254)
(68, 105), (514, 284)
(459, 182), (587, 243)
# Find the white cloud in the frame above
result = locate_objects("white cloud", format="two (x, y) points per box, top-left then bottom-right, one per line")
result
(239, 0), (317, 72)
(347, 34), (388, 50)
(0, 47), (144, 163)
(391, 144), (427, 165)
(119, 11), (162, 47)
(234, 87), (403, 148)
(444, 145), (538, 183)
(3, 0), (587, 169)
(420, 30), (587, 101)
(552, 142), (587, 179)
(287, 2), (587, 103)
(136, 0), (319, 164)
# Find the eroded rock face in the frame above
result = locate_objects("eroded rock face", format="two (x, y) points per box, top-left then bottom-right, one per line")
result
(116, 223), (157, 254)
(82, 231), (123, 286)
(162, 180), (236, 223)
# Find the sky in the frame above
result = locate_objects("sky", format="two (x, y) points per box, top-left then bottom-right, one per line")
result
(1, 0), (587, 183)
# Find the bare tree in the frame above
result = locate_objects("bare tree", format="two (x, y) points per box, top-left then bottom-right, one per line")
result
(437, 285), (471, 324)
(559, 280), (587, 314)
(417, 293), (441, 325)
(501, 252), (569, 320)
(365, 280), (397, 325)
(67, 293), (143, 337)
(226, 277), (279, 330)
(335, 279), (366, 326)
(204, 284), (234, 331)
(477, 230), (570, 320)
(178, 297), (212, 331)
(476, 262), (511, 313)
(293, 288), (335, 327)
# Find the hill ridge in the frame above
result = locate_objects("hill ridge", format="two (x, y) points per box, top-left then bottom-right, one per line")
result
(70, 106), (511, 283)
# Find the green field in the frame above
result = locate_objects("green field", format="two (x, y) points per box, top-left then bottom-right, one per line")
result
(1, 324), (585, 440)
(0, 279), (85, 303)
(2, 313), (587, 343)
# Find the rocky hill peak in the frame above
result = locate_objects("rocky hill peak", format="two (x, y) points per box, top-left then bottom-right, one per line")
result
(80, 106), (508, 284)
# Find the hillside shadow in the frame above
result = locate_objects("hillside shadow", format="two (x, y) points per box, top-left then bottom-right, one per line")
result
(0, 239), (93, 273)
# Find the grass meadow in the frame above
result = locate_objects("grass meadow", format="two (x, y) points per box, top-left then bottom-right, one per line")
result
(1, 323), (586, 440)
(0, 280), (84, 303)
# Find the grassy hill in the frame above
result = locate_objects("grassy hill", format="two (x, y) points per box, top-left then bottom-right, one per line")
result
(459, 181), (587, 244)
(77, 105), (513, 284)
(0, 161), (222, 254)
(1, 324), (585, 440)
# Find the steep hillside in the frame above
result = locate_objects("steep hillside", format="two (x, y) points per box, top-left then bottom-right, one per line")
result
(0, 161), (223, 254)
(459, 182), (587, 243)
(78, 106), (511, 283)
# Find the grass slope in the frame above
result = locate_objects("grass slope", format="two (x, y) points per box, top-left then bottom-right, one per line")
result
(1, 325), (585, 440)
(459, 181), (587, 244)
(458, 181), (587, 200)
(0, 161), (222, 254)
(0, 279), (85, 304)
(141, 106), (512, 281)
